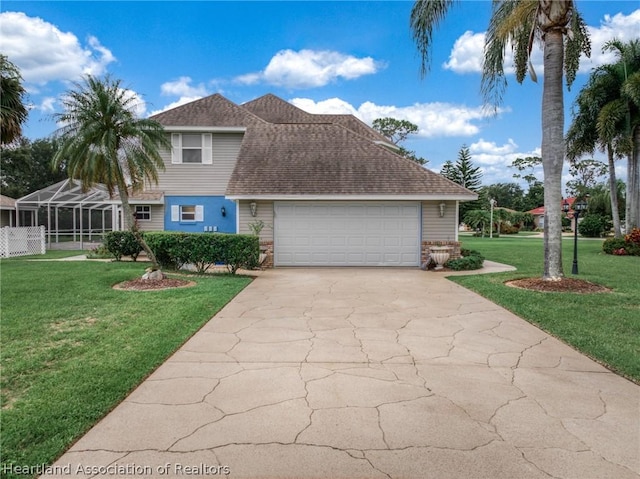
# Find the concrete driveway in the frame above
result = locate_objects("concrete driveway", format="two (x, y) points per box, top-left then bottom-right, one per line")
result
(45, 268), (638, 479)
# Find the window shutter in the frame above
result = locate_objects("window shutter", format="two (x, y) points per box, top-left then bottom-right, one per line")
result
(171, 133), (182, 164)
(171, 205), (179, 221)
(202, 133), (213, 164)
(195, 205), (204, 221)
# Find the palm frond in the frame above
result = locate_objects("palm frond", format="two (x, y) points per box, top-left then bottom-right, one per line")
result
(410, 0), (457, 76)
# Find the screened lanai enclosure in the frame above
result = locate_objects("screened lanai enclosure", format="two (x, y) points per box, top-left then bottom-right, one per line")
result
(15, 179), (118, 249)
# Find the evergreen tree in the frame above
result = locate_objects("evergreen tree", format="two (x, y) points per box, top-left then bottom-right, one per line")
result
(441, 146), (483, 218)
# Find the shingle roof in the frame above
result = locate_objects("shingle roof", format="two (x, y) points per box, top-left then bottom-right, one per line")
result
(243, 94), (392, 144)
(0, 194), (16, 209)
(226, 123), (475, 198)
(242, 94), (317, 124)
(150, 93), (266, 127)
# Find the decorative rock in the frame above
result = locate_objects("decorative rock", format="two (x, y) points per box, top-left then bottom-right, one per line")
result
(142, 269), (165, 280)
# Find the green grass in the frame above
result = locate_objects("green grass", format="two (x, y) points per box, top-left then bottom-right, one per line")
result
(4, 250), (88, 260)
(449, 236), (640, 382)
(0, 259), (252, 477)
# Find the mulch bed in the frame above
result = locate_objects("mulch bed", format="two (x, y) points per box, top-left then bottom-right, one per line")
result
(505, 277), (611, 293)
(113, 278), (196, 291)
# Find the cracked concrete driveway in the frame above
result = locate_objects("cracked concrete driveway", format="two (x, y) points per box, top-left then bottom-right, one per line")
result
(44, 268), (639, 479)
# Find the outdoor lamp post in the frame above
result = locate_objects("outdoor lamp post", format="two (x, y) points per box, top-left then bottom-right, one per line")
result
(489, 199), (496, 239)
(566, 197), (588, 275)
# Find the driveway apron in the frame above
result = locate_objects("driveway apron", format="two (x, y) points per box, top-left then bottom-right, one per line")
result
(45, 268), (639, 479)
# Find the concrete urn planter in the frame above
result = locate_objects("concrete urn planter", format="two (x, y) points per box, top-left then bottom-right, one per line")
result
(429, 246), (452, 270)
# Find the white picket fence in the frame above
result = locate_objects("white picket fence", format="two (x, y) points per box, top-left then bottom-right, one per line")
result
(0, 226), (46, 258)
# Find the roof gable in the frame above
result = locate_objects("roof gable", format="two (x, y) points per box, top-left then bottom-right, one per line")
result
(150, 93), (266, 127)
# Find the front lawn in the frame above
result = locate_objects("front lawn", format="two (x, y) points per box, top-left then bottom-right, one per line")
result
(0, 257), (252, 476)
(450, 236), (640, 382)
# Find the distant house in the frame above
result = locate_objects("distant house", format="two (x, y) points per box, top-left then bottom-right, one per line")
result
(0, 195), (16, 227)
(527, 197), (577, 231)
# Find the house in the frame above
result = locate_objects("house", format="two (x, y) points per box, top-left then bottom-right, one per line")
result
(134, 93), (477, 267)
(1, 195), (17, 227)
(527, 198), (577, 231)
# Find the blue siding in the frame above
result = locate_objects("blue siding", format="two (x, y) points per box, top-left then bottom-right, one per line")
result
(164, 196), (237, 233)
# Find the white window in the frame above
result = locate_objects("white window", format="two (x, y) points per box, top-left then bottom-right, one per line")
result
(181, 205), (196, 221)
(171, 133), (213, 164)
(171, 205), (204, 222)
(134, 205), (151, 221)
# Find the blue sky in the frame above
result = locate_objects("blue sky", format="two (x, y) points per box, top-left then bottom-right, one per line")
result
(2, 1), (639, 190)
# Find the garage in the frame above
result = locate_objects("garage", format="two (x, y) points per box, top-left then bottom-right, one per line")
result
(274, 201), (421, 266)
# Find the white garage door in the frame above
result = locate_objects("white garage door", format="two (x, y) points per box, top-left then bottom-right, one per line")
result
(274, 201), (421, 266)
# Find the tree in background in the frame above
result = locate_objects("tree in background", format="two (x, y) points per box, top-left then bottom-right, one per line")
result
(462, 209), (490, 237)
(0, 55), (28, 145)
(52, 75), (170, 270)
(565, 159), (607, 198)
(566, 39), (640, 237)
(0, 138), (67, 198)
(411, 0), (591, 280)
(441, 145), (482, 219)
(511, 156), (545, 211)
(479, 183), (525, 212)
(372, 117), (428, 165)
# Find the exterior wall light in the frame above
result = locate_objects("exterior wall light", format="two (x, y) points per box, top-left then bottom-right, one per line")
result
(439, 202), (446, 218)
(250, 201), (258, 217)
(220, 206), (226, 217)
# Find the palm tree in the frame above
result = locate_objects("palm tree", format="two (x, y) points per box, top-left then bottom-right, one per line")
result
(0, 55), (28, 144)
(411, 0), (590, 280)
(566, 54), (622, 237)
(463, 209), (491, 237)
(52, 75), (170, 269)
(602, 40), (640, 231)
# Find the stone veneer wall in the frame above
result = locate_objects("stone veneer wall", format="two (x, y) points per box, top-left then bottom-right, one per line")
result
(259, 240), (274, 268)
(421, 240), (461, 264)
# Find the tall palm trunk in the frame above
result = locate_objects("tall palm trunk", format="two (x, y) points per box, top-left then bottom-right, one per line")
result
(628, 126), (640, 230)
(541, 28), (566, 280)
(607, 146), (622, 238)
(116, 181), (160, 269)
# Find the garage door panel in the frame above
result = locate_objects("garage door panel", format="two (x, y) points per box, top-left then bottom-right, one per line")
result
(275, 201), (420, 266)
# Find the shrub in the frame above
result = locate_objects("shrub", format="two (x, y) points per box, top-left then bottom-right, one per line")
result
(446, 248), (485, 271)
(602, 231), (640, 257)
(103, 231), (143, 261)
(602, 238), (627, 255)
(143, 232), (259, 273)
(86, 244), (113, 259)
(625, 227), (640, 246)
(500, 224), (520, 235)
(578, 214), (607, 238)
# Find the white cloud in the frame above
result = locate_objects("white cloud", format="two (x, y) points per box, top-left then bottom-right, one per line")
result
(147, 77), (209, 116)
(443, 31), (485, 73)
(38, 97), (57, 113)
(289, 97), (358, 115)
(443, 10), (640, 76)
(466, 138), (543, 186)
(149, 97), (203, 117)
(236, 49), (382, 89)
(581, 10), (640, 72)
(160, 76), (209, 97)
(0, 11), (116, 85)
(291, 97), (505, 138)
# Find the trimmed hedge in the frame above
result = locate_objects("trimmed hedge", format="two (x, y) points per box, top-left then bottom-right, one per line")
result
(143, 232), (259, 273)
(103, 231), (143, 261)
(446, 248), (485, 271)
